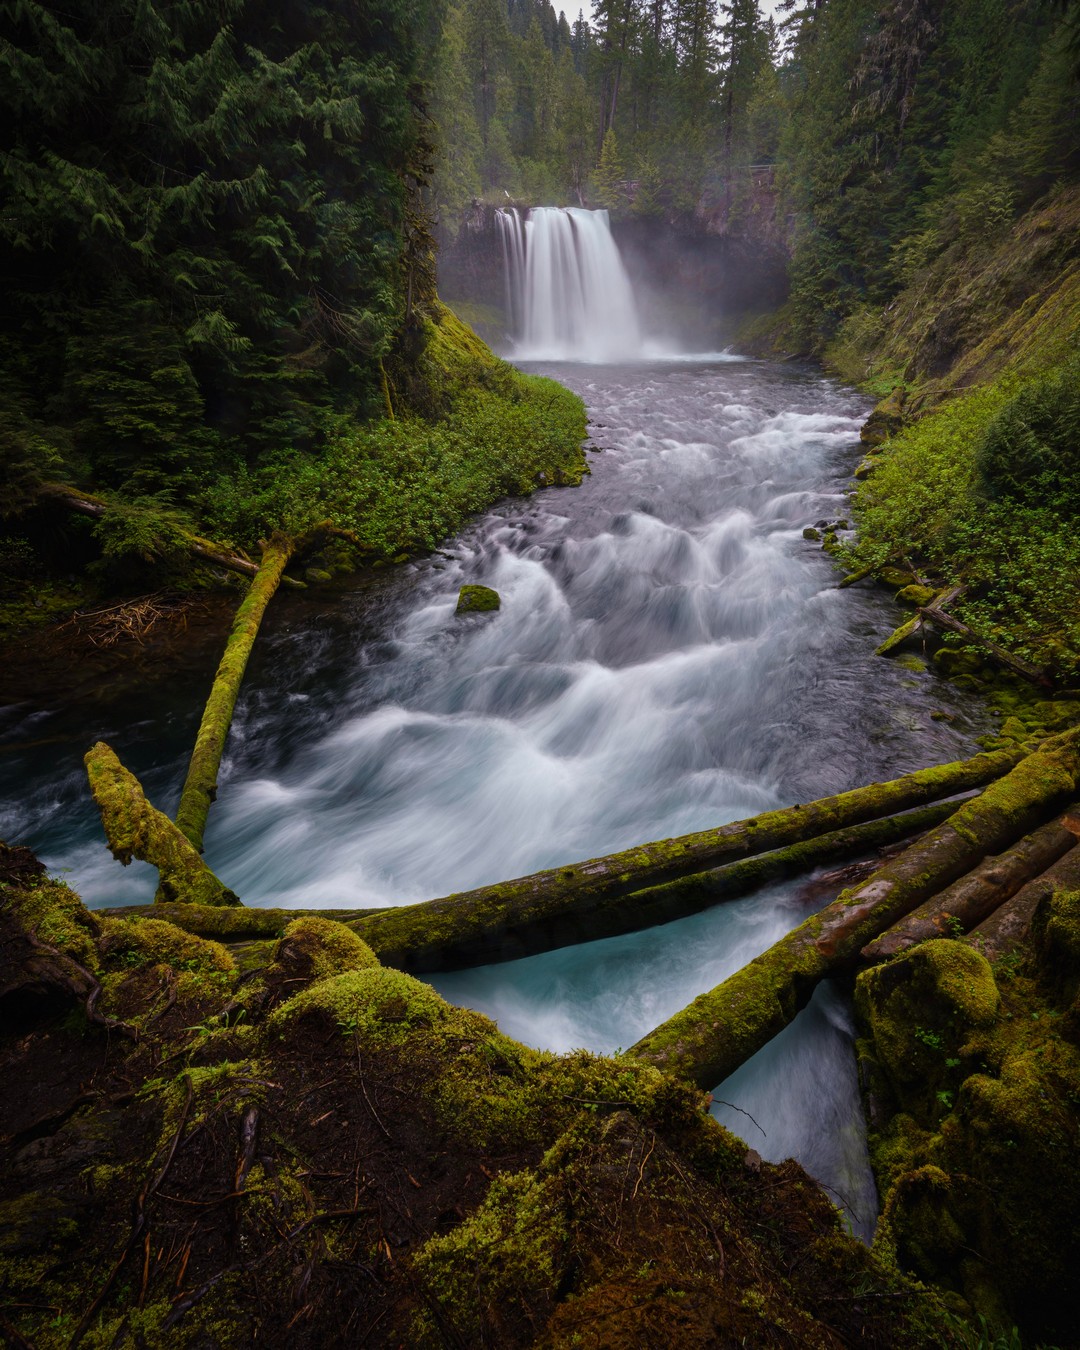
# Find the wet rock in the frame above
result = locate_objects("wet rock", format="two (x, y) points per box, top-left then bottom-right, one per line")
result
(860, 385), (906, 447)
(802, 526), (822, 542)
(456, 584), (501, 614)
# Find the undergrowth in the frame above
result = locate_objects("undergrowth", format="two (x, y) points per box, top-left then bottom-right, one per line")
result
(842, 348), (1080, 677)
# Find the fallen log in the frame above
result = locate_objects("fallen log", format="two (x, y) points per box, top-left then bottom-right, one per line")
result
(963, 844), (1080, 965)
(627, 730), (1080, 1090)
(37, 483), (304, 588)
(99, 798), (968, 958)
(875, 581), (1050, 686)
(920, 589), (1049, 687)
(343, 747), (1025, 973)
(174, 532), (295, 852)
(861, 805), (1080, 962)
(85, 742), (239, 907)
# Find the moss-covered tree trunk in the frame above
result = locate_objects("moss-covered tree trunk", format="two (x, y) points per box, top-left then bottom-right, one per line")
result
(345, 747), (1025, 972)
(86, 742), (239, 906)
(174, 533), (295, 852)
(628, 730), (1080, 1090)
(862, 806), (1080, 961)
(102, 797), (969, 955)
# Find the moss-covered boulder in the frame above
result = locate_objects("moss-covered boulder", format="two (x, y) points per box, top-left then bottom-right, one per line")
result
(857, 936), (1080, 1343)
(860, 385), (906, 447)
(456, 583), (501, 614)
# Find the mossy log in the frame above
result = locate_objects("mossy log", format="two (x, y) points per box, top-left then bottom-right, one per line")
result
(101, 799), (968, 962)
(862, 805), (1080, 962)
(174, 532), (295, 852)
(627, 730), (1080, 1090)
(964, 843), (1080, 964)
(343, 748), (1024, 973)
(85, 742), (238, 906)
(37, 482), (304, 588)
(919, 586), (1049, 686)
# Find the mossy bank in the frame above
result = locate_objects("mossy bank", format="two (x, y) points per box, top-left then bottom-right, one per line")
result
(0, 302), (587, 647)
(1, 847), (967, 1349)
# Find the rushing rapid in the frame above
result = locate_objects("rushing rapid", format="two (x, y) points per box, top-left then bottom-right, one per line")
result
(1, 354), (987, 1240)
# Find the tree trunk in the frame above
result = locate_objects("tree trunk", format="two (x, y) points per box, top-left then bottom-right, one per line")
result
(101, 797), (968, 958)
(321, 747), (1024, 972)
(627, 730), (1080, 1089)
(861, 806), (1080, 961)
(963, 844), (1080, 965)
(174, 533), (295, 852)
(37, 483), (303, 588)
(85, 742), (239, 907)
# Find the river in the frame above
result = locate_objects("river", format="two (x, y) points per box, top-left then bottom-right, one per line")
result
(1, 348), (990, 1242)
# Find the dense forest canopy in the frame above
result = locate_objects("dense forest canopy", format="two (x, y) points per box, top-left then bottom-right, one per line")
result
(1, 0), (444, 506)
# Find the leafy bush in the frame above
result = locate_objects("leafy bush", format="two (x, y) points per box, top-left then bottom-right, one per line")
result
(204, 360), (587, 558)
(846, 367), (1080, 676)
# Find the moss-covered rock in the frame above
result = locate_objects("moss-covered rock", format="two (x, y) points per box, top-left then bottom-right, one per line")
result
(860, 385), (907, 447)
(455, 582), (501, 613)
(896, 584), (937, 608)
(857, 932), (1080, 1343)
(265, 914), (379, 989)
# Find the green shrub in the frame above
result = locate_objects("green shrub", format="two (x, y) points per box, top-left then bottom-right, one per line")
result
(976, 351), (1080, 511)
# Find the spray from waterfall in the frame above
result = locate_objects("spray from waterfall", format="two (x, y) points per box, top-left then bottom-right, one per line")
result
(496, 207), (644, 362)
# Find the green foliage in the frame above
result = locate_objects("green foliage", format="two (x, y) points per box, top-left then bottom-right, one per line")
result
(90, 496), (195, 567)
(846, 364), (1080, 677)
(206, 364), (586, 556)
(976, 351), (1080, 511)
(1, 0), (444, 504)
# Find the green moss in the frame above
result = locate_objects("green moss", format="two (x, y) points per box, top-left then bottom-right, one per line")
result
(5, 876), (101, 971)
(411, 1168), (567, 1344)
(269, 915), (379, 984)
(455, 583), (500, 614)
(84, 741), (238, 907)
(99, 914), (235, 978)
(270, 965), (459, 1040)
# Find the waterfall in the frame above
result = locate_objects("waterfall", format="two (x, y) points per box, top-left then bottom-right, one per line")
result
(497, 206), (644, 362)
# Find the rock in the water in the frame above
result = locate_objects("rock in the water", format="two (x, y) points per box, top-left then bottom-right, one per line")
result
(456, 584), (501, 614)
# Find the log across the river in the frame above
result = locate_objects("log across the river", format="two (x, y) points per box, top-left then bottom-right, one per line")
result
(340, 747), (1024, 972)
(627, 729), (1080, 1090)
(104, 796), (969, 954)
(106, 747), (1023, 964)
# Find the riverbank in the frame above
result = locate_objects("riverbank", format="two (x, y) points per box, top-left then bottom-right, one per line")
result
(0, 849), (975, 1349)
(0, 302), (588, 659)
(739, 183), (1080, 696)
(734, 181), (1080, 1346)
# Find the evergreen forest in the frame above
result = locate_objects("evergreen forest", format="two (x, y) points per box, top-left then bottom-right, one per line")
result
(2, 1), (1080, 1347)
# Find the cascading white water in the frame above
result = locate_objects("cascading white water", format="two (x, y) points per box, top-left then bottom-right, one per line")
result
(497, 206), (644, 361)
(4, 359), (990, 1241)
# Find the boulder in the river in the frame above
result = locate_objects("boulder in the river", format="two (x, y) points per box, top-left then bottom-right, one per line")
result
(456, 583), (501, 614)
